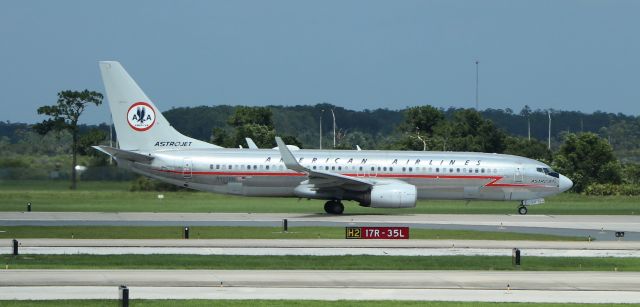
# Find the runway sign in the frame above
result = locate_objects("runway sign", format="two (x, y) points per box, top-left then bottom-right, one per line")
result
(345, 227), (409, 239)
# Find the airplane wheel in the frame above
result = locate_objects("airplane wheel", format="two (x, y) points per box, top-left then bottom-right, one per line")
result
(324, 200), (344, 215)
(518, 206), (528, 215)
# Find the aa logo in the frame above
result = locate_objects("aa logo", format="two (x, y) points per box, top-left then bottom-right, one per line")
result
(127, 102), (156, 131)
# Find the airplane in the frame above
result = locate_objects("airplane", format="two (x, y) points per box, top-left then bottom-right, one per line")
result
(95, 61), (573, 215)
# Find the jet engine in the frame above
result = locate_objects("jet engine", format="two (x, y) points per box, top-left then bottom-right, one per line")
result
(359, 182), (417, 208)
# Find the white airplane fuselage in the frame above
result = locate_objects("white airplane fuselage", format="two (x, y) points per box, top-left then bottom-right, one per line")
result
(124, 147), (570, 202)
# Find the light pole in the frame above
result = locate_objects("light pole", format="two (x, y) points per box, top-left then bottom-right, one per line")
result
(319, 109), (324, 149)
(475, 60), (479, 110)
(528, 116), (531, 141)
(547, 111), (551, 150)
(331, 109), (336, 148)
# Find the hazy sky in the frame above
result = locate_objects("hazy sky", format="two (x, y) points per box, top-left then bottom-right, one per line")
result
(1, 0), (639, 124)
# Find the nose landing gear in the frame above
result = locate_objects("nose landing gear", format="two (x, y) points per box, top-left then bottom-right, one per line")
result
(324, 200), (344, 215)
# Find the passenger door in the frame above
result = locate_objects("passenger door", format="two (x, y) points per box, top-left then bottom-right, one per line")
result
(514, 164), (523, 183)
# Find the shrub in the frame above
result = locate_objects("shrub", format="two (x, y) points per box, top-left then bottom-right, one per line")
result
(584, 183), (640, 196)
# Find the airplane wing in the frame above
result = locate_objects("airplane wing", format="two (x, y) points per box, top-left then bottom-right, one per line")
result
(92, 145), (154, 164)
(245, 138), (259, 149)
(275, 137), (372, 190)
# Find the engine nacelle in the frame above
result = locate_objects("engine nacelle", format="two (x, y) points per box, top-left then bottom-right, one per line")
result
(361, 182), (417, 208)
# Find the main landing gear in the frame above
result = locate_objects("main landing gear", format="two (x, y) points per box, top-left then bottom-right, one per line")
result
(517, 205), (528, 215)
(324, 200), (344, 215)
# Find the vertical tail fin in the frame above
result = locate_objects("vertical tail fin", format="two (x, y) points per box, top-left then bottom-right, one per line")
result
(99, 61), (221, 151)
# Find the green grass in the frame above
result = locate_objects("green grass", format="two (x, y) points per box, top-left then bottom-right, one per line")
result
(0, 226), (586, 241)
(1, 180), (638, 215)
(2, 255), (639, 271)
(0, 300), (631, 307)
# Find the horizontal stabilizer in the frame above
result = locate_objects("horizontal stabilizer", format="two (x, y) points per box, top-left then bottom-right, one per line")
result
(92, 145), (154, 164)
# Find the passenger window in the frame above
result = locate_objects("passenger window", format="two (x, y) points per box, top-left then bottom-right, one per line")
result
(383, 167), (387, 171)
(449, 168), (453, 173)
(266, 165), (269, 170)
(216, 165), (220, 170)
(389, 167), (393, 171)
(253, 165), (257, 170)
(402, 167), (406, 172)
(456, 168), (460, 173)
(436, 168), (439, 172)
(409, 167), (413, 172)
(338, 166), (342, 170)
(359, 166), (363, 171)
(481, 168), (485, 173)
(475, 169), (479, 173)
(228, 165), (232, 170)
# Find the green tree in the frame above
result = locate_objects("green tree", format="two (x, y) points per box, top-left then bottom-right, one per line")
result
(504, 137), (552, 162)
(446, 109), (506, 153)
(34, 90), (103, 189)
(233, 123), (277, 148)
(400, 106), (445, 135)
(228, 106), (274, 128)
(553, 133), (621, 192)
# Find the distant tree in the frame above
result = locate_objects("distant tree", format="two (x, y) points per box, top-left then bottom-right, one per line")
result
(504, 137), (552, 162)
(553, 133), (621, 192)
(400, 106), (445, 135)
(519, 105), (532, 117)
(622, 163), (640, 185)
(77, 128), (107, 156)
(210, 127), (231, 147)
(446, 109), (506, 153)
(233, 123), (276, 148)
(34, 90), (103, 189)
(281, 135), (303, 149)
(228, 106), (273, 128)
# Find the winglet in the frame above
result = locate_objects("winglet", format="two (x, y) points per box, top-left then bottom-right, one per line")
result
(275, 136), (307, 172)
(356, 145), (362, 151)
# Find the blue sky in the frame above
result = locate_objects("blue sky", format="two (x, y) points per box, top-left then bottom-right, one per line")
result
(1, 0), (639, 124)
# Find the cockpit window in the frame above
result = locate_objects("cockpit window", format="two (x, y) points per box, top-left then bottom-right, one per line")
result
(537, 167), (559, 178)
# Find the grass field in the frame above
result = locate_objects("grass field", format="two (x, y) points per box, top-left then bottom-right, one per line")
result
(2, 254), (638, 271)
(0, 300), (630, 307)
(0, 226), (586, 241)
(1, 180), (638, 215)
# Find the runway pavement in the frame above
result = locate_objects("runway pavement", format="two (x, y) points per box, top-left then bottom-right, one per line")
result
(2, 212), (639, 240)
(2, 270), (640, 303)
(3, 269), (640, 290)
(2, 287), (640, 303)
(3, 238), (640, 257)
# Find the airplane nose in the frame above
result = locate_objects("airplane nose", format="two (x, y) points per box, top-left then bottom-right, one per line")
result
(559, 174), (573, 192)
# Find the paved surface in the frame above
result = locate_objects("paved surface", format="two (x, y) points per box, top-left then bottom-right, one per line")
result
(3, 239), (639, 257)
(3, 270), (640, 291)
(2, 212), (639, 240)
(5, 238), (639, 248)
(2, 286), (640, 303)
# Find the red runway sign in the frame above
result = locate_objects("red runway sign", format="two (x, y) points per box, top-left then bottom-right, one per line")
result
(345, 227), (409, 239)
